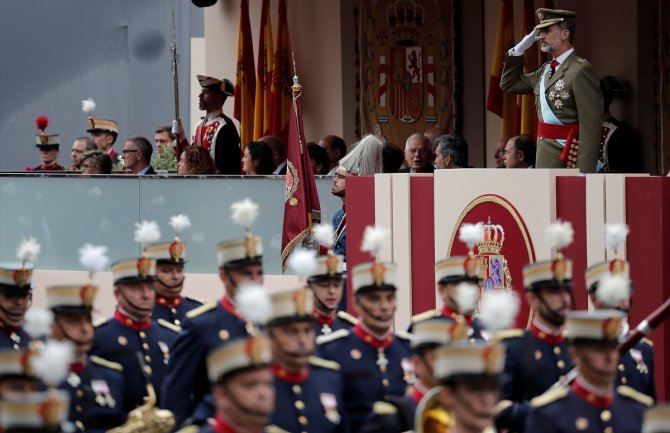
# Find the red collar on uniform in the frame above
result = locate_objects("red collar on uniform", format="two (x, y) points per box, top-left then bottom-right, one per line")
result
(572, 379), (613, 408)
(156, 295), (183, 308)
(312, 310), (335, 326)
(212, 414), (261, 433)
(220, 296), (245, 320)
(409, 384), (426, 403)
(353, 324), (393, 349)
(0, 319), (20, 333)
(441, 305), (473, 325)
(114, 309), (151, 331)
(38, 162), (63, 171)
(530, 321), (564, 345)
(69, 360), (87, 373)
(108, 149), (117, 158)
(271, 363), (309, 383)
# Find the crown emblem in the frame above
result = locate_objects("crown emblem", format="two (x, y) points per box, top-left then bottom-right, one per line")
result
(386, 0), (424, 46)
(169, 240), (185, 261)
(371, 262), (386, 286)
(483, 344), (503, 374)
(477, 219), (505, 255)
(609, 258), (625, 274)
(12, 269), (32, 287)
(325, 253), (340, 276)
(79, 284), (97, 307)
(246, 336), (265, 364)
(293, 288), (308, 316)
(136, 257), (152, 278)
(551, 254), (567, 283)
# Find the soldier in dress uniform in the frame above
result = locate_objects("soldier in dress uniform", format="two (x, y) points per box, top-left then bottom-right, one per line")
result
(317, 226), (414, 432)
(496, 221), (575, 432)
(176, 335), (287, 433)
(147, 215), (202, 329)
(0, 348), (41, 399)
(642, 404), (670, 433)
(501, 8), (603, 172)
(45, 284), (130, 432)
(0, 390), (70, 433)
(360, 318), (458, 433)
(525, 310), (652, 433)
(87, 120), (121, 165)
(28, 116), (65, 171)
(162, 199), (264, 428)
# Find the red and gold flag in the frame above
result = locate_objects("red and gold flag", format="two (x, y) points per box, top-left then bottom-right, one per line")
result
(253, 0), (273, 140)
(281, 71), (321, 272)
(269, 0), (292, 145)
(233, 0), (256, 150)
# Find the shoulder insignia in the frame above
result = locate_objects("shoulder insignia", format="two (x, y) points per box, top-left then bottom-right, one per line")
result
(265, 425), (291, 433)
(157, 318), (181, 333)
(530, 387), (568, 408)
(575, 56), (585, 63)
(184, 295), (205, 305)
(496, 329), (524, 340)
(641, 337), (653, 347)
(174, 426), (200, 433)
(316, 329), (349, 345)
(185, 302), (217, 319)
(395, 330), (414, 342)
(616, 385), (653, 407)
(372, 401), (398, 415)
(93, 316), (110, 328)
(309, 356), (340, 371)
(411, 309), (441, 323)
(337, 310), (358, 325)
(90, 355), (123, 372)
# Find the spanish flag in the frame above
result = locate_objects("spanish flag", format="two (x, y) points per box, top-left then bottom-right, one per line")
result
(233, 0), (256, 150)
(269, 0), (292, 145)
(253, 0), (273, 140)
(486, 0), (517, 137)
(517, 0), (540, 137)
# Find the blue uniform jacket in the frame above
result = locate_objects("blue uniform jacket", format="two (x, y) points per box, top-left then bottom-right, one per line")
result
(616, 339), (655, 399)
(332, 208), (346, 258)
(0, 326), (30, 350)
(313, 310), (356, 337)
(152, 295), (203, 328)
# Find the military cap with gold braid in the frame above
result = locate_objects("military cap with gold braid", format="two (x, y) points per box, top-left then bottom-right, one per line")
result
(0, 237), (40, 296)
(434, 341), (506, 382)
(112, 221), (160, 285)
(534, 8), (577, 29)
(46, 285), (97, 314)
(435, 222), (485, 285)
(642, 404), (670, 433)
(82, 97), (119, 136)
(218, 199), (263, 269)
(0, 348), (38, 380)
(0, 390), (70, 432)
(34, 116), (60, 149)
(411, 318), (468, 351)
(565, 310), (625, 343)
(207, 335), (272, 383)
(146, 215), (191, 265)
(523, 220), (574, 291)
(309, 223), (344, 281)
(352, 225), (396, 293)
(585, 223), (630, 292)
(267, 287), (315, 327)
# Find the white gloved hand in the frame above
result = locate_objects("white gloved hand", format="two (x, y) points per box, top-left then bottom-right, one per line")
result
(509, 28), (540, 56)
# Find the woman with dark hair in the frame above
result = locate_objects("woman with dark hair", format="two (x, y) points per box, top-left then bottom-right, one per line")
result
(177, 145), (217, 175)
(80, 150), (113, 174)
(242, 141), (275, 175)
(307, 142), (330, 175)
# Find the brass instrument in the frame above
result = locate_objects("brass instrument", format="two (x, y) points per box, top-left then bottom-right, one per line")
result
(414, 386), (453, 433)
(106, 383), (175, 433)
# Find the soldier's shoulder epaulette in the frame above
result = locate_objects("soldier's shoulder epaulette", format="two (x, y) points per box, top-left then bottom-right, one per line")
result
(496, 329), (525, 340)
(372, 401), (398, 415)
(184, 295), (205, 305)
(93, 316), (110, 328)
(411, 309), (441, 323)
(337, 310), (357, 325)
(530, 387), (568, 408)
(316, 329), (349, 345)
(89, 355), (123, 372)
(265, 425), (291, 433)
(174, 426), (200, 433)
(575, 56), (586, 63)
(616, 385), (654, 407)
(395, 330), (414, 342)
(641, 337), (653, 347)
(185, 302), (217, 319)
(157, 318), (181, 333)
(309, 356), (340, 371)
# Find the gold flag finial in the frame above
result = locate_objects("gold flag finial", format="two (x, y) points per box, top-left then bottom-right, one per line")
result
(291, 52), (302, 92)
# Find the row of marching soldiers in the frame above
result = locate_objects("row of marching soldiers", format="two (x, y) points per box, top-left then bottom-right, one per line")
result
(0, 200), (667, 433)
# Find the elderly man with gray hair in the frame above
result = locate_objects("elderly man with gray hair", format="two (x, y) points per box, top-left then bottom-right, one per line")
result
(399, 133), (434, 173)
(434, 133), (469, 169)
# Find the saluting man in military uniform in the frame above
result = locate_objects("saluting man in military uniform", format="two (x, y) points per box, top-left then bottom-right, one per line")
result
(526, 310), (652, 433)
(162, 199), (264, 428)
(500, 8), (603, 172)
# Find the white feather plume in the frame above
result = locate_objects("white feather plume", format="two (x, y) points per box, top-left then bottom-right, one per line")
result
(16, 236), (41, 264)
(81, 97), (96, 115)
(361, 225), (390, 257)
(231, 199), (259, 228)
(23, 309), (54, 340)
(596, 274), (631, 308)
(312, 223), (335, 249)
(458, 222), (485, 249)
(78, 244), (110, 273)
(235, 284), (272, 325)
(31, 340), (75, 387)
(454, 282), (480, 314)
(546, 220), (574, 250)
(287, 247), (318, 279)
(133, 220), (161, 246)
(169, 214), (192, 235)
(479, 291), (520, 333)
(604, 223), (629, 253)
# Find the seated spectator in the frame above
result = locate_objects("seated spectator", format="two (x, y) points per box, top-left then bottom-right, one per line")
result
(435, 133), (469, 169)
(259, 135), (287, 174)
(399, 133), (434, 173)
(122, 136), (155, 175)
(307, 142), (330, 175)
(493, 137), (509, 168)
(80, 150), (113, 174)
(383, 142), (405, 173)
(242, 141), (276, 175)
(155, 125), (176, 153)
(318, 134), (347, 175)
(71, 137), (97, 170)
(177, 145), (217, 175)
(503, 135), (536, 168)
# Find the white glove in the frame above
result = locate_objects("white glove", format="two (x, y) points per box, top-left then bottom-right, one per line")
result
(509, 28), (540, 56)
(171, 119), (179, 135)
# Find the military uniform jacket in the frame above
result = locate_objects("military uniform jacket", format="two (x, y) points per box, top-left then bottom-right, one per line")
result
(332, 208), (346, 258)
(192, 110), (241, 175)
(496, 326), (573, 432)
(161, 297), (255, 427)
(28, 162), (65, 171)
(359, 385), (426, 433)
(60, 355), (129, 433)
(317, 325), (414, 432)
(152, 295), (203, 329)
(186, 416), (289, 433)
(616, 339), (655, 399)
(312, 310), (356, 337)
(500, 50), (603, 172)
(408, 307), (488, 341)
(525, 381), (652, 433)
(91, 310), (178, 408)
(0, 325), (30, 350)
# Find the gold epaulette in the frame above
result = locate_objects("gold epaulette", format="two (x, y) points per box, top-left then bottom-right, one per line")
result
(496, 329), (524, 340)
(530, 387), (568, 408)
(411, 309), (441, 323)
(309, 356), (340, 371)
(316, 329), (349, 345)
(395, 330), (414, 342)
(185, 302), (217, 319)
(616, 385), (654, 407)
(641, 337), (653, 347)
(372, 401), (398, 415)
(157, 318), (181, 333)
(90, 355), (123, 372)
(184, 295), (205, 305)
(174, 426), (199, 433)
(93, 316), (110, 328)
(337, 310), (358, 325)
(265, 425), (291, 433)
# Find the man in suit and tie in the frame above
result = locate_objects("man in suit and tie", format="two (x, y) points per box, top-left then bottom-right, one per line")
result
(122, 136), (156, 175)
(398, 133), (434, 173)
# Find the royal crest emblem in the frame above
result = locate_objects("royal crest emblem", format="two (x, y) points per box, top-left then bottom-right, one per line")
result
(285, 161), (299, 206)
(246, 336), (266, 364)
(389, 45), (424, 123)
(12, 269), (32, 287)
(169, 240), (185, 261)
(476, 218), (512, 293)
(79, 284), (97, 307)
(136, 257), (152, 279)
